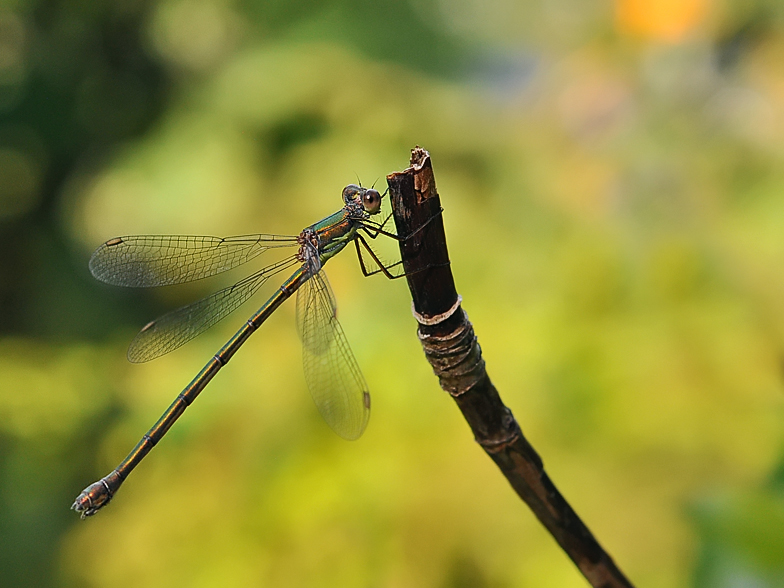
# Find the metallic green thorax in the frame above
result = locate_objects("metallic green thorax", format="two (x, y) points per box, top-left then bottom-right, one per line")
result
(307, 199), (367, 267)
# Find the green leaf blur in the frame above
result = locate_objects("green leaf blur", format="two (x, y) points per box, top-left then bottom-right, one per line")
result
(1, 0), (783, 586)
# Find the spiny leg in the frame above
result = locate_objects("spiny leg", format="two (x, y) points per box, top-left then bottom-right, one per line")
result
(361, 206), (443, 242)
(354, 235), (405, 279)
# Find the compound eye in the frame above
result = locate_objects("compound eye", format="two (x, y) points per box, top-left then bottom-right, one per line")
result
(362, 189), (381, 214)
(342, 184), (360, 203)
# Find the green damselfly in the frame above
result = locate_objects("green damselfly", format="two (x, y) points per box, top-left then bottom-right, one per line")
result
(73, 184), (406, 518)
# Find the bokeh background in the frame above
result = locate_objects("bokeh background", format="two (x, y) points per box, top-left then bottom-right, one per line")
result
(2, 0), (784, 586)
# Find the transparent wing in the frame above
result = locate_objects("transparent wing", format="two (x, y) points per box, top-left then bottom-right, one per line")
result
(128, 256), (299, 363)
(296, 270), (370, 440)
(90, 234), (299, 287)
(295, 268), (337, 354)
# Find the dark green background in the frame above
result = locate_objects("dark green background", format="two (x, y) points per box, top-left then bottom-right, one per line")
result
(1, 0), (784, 586)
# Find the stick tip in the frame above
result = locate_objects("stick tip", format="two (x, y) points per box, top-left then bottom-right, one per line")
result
(410, 146), (430, 167)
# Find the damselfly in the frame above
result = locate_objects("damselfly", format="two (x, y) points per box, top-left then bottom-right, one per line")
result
(72, 184), (407, 518)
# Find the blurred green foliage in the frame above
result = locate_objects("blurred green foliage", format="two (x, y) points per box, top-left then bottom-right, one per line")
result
(1, 0), (784, 586)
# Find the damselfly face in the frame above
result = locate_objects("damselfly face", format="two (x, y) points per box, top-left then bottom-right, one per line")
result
(342, 184), (382, 215)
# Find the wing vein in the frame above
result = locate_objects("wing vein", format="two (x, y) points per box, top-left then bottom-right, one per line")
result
(296, 271), (369, 440)
(90, 234), (299, 287)
(128, 255), (300, 362)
